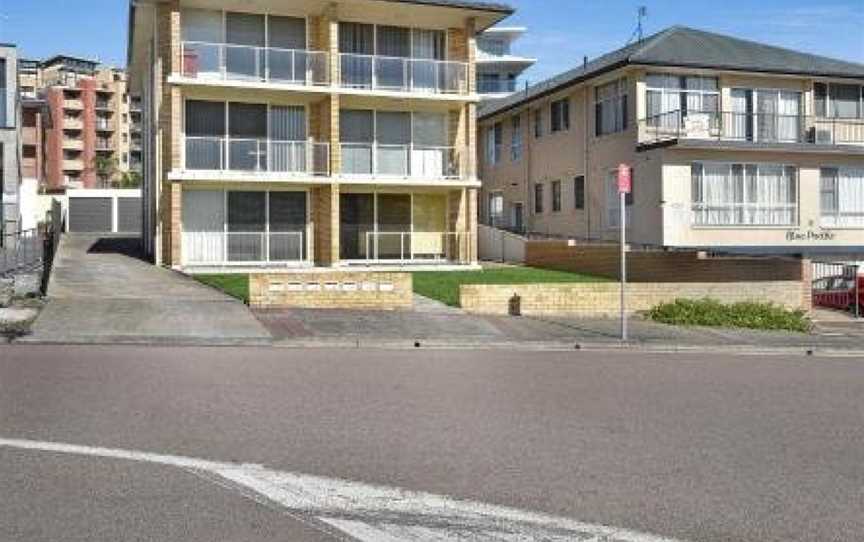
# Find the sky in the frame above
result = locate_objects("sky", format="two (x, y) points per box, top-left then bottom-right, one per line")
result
(1, 0), (862, 84)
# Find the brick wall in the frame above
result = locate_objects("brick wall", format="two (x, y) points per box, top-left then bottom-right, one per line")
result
(460, 281), (809, 317)
(250, 272), (412, 310)
(312, 184), (339, 266)
(157, 0), (181, 266)
(526, 241), (808, 284)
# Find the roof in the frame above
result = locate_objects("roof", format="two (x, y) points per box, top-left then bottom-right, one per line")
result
(480, 26), (864, 119)
(382, 0), (513, 13)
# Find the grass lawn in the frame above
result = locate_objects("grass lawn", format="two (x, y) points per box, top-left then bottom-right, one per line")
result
(413, 267), (607, 307)
(195, 274), (250, 303)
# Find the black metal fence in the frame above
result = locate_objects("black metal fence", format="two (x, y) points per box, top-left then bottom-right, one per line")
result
(812, 261), (861, 318)
(640, 110), (864, 146)
(0, 199), (63, 295)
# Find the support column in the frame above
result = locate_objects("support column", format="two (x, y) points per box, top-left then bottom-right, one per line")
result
(313, 184), (340, 267)
(157, 0), (181, 267)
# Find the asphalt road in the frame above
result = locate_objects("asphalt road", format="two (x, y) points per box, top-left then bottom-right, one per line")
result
(1, 345), (862, 541)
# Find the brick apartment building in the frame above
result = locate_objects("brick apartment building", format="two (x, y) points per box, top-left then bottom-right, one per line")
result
(19, 56), (140, 191)
(478, 27), (864, 259)
(127, 0), (512, 271)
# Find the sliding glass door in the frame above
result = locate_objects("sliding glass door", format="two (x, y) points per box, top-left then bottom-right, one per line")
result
(729, 89), (801, 143)
(340, 193), (374, 260)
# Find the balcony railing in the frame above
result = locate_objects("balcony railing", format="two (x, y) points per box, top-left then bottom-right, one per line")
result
(358, 231), (472, 264)
(183, 231), (307, 266)
(340, 143), (462, 179)
(95, 119), (114, 131)
(181, 41), (329, 86)
(640, 110), (864, 146)
(95, 100), (112, 110)
(185, 137), (330, 176)
(339, 53), (468, 95)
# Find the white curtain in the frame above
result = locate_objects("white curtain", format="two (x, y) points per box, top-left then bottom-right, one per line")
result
(729, 89), (748, 140)
(777, 91), (801, 142)
(695, 163), (796, 226)
(839, 168), (864, 227)
(411, 113), (447, 178)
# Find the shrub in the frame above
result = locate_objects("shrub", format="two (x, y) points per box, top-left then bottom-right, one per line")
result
(647, 298), (811, 333)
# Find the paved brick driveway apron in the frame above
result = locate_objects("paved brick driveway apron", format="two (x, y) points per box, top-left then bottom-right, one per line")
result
(25, 235), (271, 344)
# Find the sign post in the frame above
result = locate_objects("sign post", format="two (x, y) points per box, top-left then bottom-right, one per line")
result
(617, 164), (631, 342)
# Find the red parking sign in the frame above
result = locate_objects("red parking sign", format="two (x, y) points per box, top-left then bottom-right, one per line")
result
(617, 164), (631, 194)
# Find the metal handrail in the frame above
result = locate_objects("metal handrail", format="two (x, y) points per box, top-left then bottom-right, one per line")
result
(181, 41), (329, 86)
(339, 142), (461, 179)
(183, 231), (306, 266)
(640, 110), (864, 145)
(338, 52), (468, 94)
(185, 136), (330, 176)
(363, 231), (471, 264)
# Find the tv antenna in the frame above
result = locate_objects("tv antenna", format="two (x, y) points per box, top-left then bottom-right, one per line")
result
(627, 6), (648, 45)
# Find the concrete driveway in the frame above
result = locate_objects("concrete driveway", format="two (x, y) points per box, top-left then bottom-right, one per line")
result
(26, 235), (270, 344)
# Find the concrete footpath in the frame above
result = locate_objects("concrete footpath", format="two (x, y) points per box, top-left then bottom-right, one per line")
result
(23, 236), (270, 345)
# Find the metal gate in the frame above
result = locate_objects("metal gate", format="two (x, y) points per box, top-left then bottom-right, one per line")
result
(812, 261), (861, 318)
(68, 197), (113, 233)
(117, 197), (142, 234)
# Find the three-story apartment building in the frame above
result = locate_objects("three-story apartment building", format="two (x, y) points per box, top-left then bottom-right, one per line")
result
(128, 0), (513, 271)
(478, 27), (864, 259)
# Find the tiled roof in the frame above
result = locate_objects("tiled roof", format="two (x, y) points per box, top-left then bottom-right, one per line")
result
(383, 0), (514, 13)
(480, 26), (864, 119)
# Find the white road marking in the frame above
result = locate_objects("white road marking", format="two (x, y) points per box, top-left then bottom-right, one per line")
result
(0, 437), (683, 542)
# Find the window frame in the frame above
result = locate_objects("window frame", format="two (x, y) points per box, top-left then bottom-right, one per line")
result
(595, 78), (629, 136)
(820, 166), (864, 229)
(690, 161), (800, 228)
(574, 175), (585, 210)
(551, 180), (562, 212)
(550, 98), (570, 133)
(510, 114), (523, 161)
(534, 183), (544, 214)
(815, 82), (864, 119)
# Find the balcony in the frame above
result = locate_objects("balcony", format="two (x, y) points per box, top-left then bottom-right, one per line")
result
(95, 139), (114, 152)
(180, 41), (329, 86)
(63, 138), (84, 151)
(95, 100), (113, 110)
(64, 118), (84, 130)
(62, 159), (84, 171)
(183, 231), (307, 266)
(340, 143), (463, 180)
(95, 119), (114, 131)
(353, 231), (472, 264)
(639, 110), (864, 147)
(339, 54), (468, 95)
(63, 99), (83, 110)
(184, 137), (330, 176)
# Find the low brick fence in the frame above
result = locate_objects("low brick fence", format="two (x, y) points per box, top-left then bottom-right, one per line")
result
(525, 241), (807, 283)
(460, 281), (808, 317)
(250, 272), (412, 310)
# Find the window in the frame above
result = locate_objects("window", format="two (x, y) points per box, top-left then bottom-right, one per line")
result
(646, 74), (719, 128)
(814, 82), (864, 119)
(485, 122), (502, 165)
(728, 88), (802, 143)
(533, 108), (543, 138)
(551, 98), (570, 132)
(595, 78), (628, 136)
(552, 180), (562, 212)
(821, 167), (864, 228)
(606, 169), (633, 228)
(574, 176), (585, 209)
(488, 192), (504, 225)
(534, 183), (544, 214)
(691, 162), (798, 226)
(510, 114), (523, 161)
